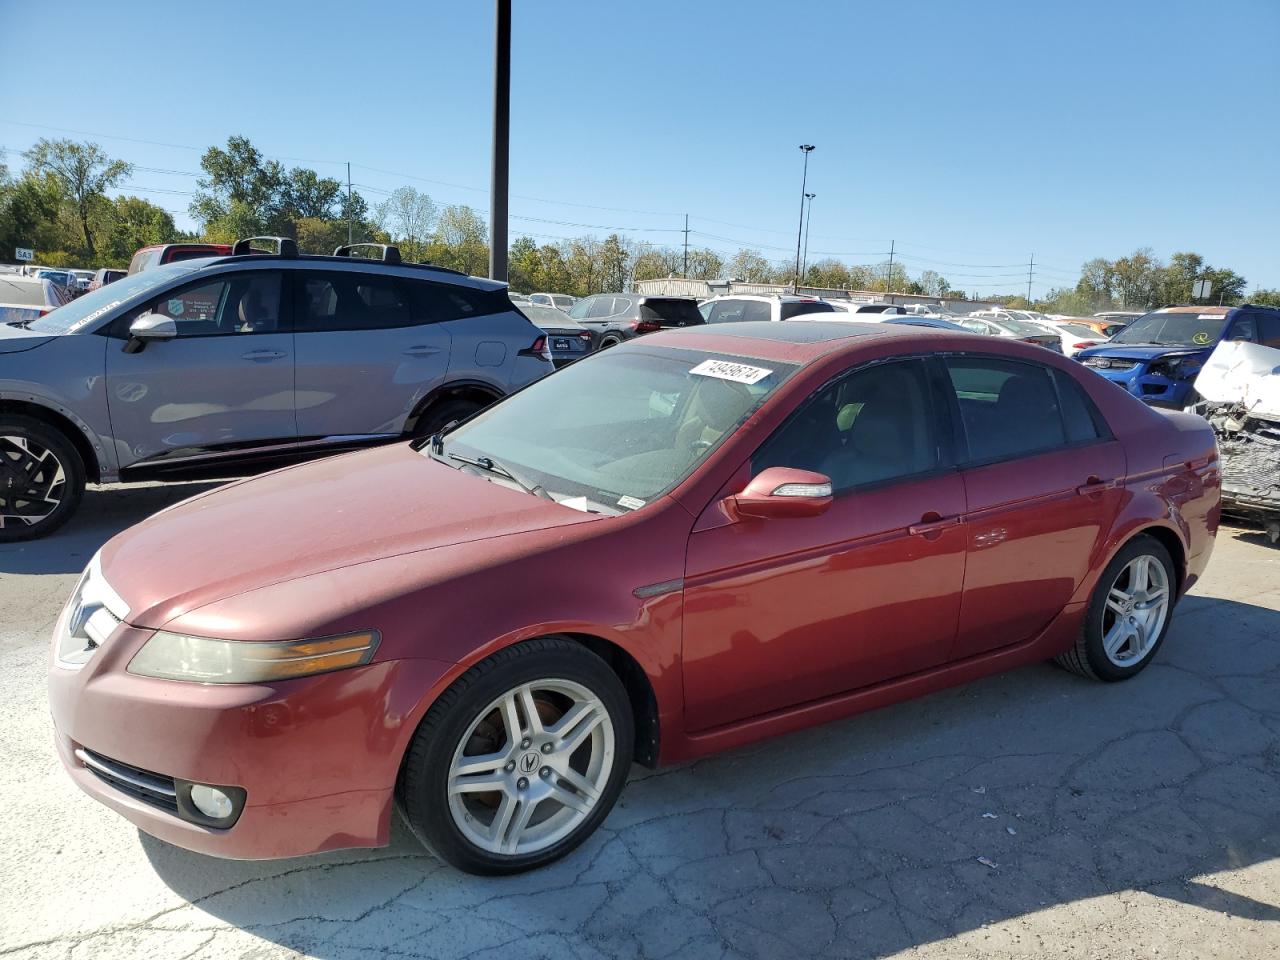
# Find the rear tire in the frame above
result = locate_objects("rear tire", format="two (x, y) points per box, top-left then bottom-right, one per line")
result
(0, 416), (84, 542)
(398, 638), (633, 875)
(1054, 534), (1176, 681)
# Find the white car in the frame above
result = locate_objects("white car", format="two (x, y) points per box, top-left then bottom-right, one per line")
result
(699, 294), (837, 323)
(967, 309), (1103, 357)
(528, 292), (576, 311)
(827, 301), (908, 315)
(957, 314), (1064, 352)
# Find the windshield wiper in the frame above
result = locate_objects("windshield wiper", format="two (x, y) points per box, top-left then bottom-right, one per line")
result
(448, 452), (554, 501)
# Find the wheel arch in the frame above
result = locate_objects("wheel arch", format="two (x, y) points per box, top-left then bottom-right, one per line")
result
(0, 397), (102, 482)
(402, 380), (505, 436)
(1134, 524), (1187, 597)
(557, 631), (661, 768)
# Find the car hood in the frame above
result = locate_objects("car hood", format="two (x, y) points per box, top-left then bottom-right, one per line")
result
(1078, 343), (1210, 362)
(0, 324), (56, 354)
(100, 443), (602, 629)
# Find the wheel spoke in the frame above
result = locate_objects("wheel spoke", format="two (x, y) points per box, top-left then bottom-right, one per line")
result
(551, 699), (605, 755)
(557, 765), (601, 802)
(1138, 587), (1167, 609)
(517, 684), (544, 736)
(1131, 558), (1149, 593)
(1103, 620), (1130, 657)
(548, 781), (593, 815)
(1106, 587), (1130, 616)
(499, 692), (524, 748)
(498, 796), (537, 854)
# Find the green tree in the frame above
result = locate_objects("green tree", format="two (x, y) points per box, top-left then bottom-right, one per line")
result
(101, 196), (177, 265)
(727, 248), (773, 283)
(1247, 288), (1280, 307)
(22, 138), (132, 258)
(426, 204), (488, 275)
(285, 168), (342, 220)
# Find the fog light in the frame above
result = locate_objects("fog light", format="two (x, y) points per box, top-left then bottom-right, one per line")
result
(189, 784), (234, 820)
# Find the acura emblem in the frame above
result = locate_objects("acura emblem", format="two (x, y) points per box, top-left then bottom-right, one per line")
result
(518, 752), (540, 774)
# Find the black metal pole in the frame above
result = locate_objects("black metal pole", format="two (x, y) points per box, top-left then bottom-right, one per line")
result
(793, 145), (814, 289)
(489, 0), (511, 282)
(801, 192), (815, 285)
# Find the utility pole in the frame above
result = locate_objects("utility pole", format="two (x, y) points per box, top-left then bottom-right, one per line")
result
(682, 213), (690, 277)
(346, 162), (353, 245)
(489, 0), (511, 282)
(1026, 253), (1034, 303)
(793, 144), (815, 289)
(885, 240), (895, 295)
(801, 193), (815, 286)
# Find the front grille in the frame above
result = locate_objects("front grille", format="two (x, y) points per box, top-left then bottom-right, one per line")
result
(75, 748), (178, 814)
(1084, 358), (1139, 372)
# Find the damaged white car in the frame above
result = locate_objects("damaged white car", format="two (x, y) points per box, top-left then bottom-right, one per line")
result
(1192, 340), (1280, 542)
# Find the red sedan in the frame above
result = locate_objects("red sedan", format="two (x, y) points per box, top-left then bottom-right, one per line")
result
(48, 321), (1220, 874)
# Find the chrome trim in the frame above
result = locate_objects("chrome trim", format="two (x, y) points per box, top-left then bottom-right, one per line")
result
(74, 748), (176, 798)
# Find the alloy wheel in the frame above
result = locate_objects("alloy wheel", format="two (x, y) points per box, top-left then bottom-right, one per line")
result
(446, 678), (614, 856)
(0, 435), (67, 531)
(1101, 555), (1170, 667)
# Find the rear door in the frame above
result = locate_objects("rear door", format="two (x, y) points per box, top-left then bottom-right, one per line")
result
(942, 356), (1125, 660)
(104, 271), (295, 467)
(291, 270), (451, 438)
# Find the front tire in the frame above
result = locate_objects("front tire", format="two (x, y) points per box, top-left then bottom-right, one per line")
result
(0, 416), (85, 542)
(411, 397), (486, 439)
(1055, 534), (1176, 681)
(398, 638), (633, 875)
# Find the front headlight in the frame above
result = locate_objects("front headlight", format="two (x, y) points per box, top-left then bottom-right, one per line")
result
(1149, 354), (1204, 379)
(127, 630), (380, 683)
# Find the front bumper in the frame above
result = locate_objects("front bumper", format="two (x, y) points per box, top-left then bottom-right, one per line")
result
(1089, 364), (1195, 408)
(48, 618), (453, 860)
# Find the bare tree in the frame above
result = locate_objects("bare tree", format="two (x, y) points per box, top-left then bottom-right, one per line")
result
(374, 187), (437, 260)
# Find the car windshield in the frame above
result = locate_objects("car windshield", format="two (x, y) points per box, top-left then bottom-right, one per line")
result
(1061, 323), (1101, 338)
(438, 346), (797, 512)
(1111, 311), (1226, 346)
(22, 263), (194, 333)
(522, 304), (577, 328)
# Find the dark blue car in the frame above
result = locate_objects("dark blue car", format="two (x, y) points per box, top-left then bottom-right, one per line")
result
(1077, 305), (1280, 408)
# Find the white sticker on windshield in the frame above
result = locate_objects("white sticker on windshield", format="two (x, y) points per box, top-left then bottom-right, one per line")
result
(690, 359), (774, 384)
(1198, 314), (1222, 320)
(66, 299), (123, 332)
(618, 495), (646, 510)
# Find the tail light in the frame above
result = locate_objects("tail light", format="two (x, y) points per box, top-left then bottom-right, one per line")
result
(633, 320), (661, 335)
(1020, 338), (1042, 345)
(38, 309), (50, 317)
(1072, 341), (1095, 350)
(519, 335), (552, 362)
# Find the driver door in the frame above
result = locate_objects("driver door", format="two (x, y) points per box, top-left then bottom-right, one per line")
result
(681, 358), (967, 731)
(104, 271), (296, 470)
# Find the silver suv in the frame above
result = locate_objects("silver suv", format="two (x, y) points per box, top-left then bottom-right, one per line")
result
(0, 238), (553, 540)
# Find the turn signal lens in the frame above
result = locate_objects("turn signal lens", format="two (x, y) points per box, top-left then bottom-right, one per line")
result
(772, 482), (833, 498)
(128, 630), (380, 683)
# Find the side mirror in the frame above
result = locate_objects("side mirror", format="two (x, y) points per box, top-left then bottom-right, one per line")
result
(123, 312), (177, 353)
(727, 467), (833, 520)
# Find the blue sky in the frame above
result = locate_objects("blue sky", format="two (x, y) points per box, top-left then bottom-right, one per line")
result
(2, 0), (1277, 295)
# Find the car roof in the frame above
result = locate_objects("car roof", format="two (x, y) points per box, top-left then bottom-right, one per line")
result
(165, 254), (508, 292)
(641, 319), (952, 364)
(705, 293), (825, 303)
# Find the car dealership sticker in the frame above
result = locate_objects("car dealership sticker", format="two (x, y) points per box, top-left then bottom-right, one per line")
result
(690, 359), (774, 384)
(617, 495), (646, 510)
(67, 300), (122, 332)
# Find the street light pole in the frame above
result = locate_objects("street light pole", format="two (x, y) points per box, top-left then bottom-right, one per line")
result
(793, 144), (815, 289)
(489, 0), (511, 282)
(801, 193), (815, 286)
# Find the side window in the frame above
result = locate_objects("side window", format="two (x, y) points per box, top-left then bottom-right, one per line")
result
(568, 297), (593, 320)
(708, 299), (746, 323)
(142, 273), (283, 337)
(753, 360), (940, 493)
(946, 357), (1068, 462)
(611, 297), (634, 317)
(408, 279), (503, 323)
(587, 297), (616, 319)
(1257, 314), (1280, 348)
(297, 272), (416, 332)
(958, 318), (989, 334)
(1227, 315), (1257, 342)
(741, 300), (772, 322)
(1052, 368), (1104, 443)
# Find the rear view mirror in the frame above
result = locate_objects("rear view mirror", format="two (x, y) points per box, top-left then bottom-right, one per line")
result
(727, 467), (833, 520)
(123, 312), (177, 353)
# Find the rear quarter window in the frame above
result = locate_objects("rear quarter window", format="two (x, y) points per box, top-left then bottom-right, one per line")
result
(640, 298), (704, 327)
(781, 301), (835, 320)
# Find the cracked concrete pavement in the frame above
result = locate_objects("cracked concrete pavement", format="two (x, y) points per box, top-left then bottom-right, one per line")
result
(1, 482), (1278, 959)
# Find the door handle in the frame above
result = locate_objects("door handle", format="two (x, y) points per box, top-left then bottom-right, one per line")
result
(241, 349), (287, 362)
(403, 345), (441, 357)
(908, 513), (961, 537)
(1076, 476), (1118, 496)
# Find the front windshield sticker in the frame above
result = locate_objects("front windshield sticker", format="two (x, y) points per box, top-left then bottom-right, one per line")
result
(1192, 332), (1211, 345)
(67, 300), (122, 332)
(690, 359), (774, 384)
(618, 495), (646, 510)
(1197, 315), (1221, 321)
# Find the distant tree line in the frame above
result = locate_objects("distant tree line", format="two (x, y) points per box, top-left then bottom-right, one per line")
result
(3, 136), (1276, 309)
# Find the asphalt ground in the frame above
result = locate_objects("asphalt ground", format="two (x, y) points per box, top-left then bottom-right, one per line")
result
(1, 482), (1277, 959)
